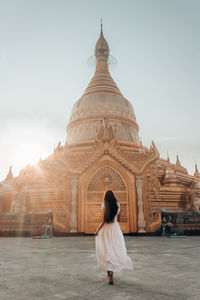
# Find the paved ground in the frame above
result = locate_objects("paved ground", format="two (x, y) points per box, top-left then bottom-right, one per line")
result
(0, 236), (200, 300)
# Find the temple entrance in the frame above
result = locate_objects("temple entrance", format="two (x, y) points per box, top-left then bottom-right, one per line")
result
(85, 166), (129, 234)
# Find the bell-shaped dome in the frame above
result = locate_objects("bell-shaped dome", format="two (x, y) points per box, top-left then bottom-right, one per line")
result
(67, 25), (139, 146)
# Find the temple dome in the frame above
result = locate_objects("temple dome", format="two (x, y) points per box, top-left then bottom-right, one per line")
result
(67, 26), (139, 145)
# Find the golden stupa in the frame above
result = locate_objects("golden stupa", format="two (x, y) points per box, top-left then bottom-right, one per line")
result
(0, 26), (200, 235)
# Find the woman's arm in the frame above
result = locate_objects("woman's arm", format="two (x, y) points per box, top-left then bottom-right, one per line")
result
(94, 220), (105, 236)
(94, 202), (105, 235)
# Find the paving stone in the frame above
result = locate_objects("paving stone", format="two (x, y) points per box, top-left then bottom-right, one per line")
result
(0, 236), (199, 299)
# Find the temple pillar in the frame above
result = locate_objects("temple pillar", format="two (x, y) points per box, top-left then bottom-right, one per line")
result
(69, 176), (78, 232)
(136, 175), (146, 232)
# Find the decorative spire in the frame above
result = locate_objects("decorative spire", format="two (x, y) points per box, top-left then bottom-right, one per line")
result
(194, 163), (200, 178)
(83, 24), (122, 97)
(54, 141), (63, 153)
(176, 154), (181, 166)
(150, 141), (160, 157)
(5, 165), (13, 180)
(94, 20), (109, 61)
(167, 151), (170, 163)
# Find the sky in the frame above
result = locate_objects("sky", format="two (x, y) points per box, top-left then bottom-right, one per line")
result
(0, 0), (199, 180)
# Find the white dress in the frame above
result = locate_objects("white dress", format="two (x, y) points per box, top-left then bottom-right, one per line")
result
(95, 202), (133, 272)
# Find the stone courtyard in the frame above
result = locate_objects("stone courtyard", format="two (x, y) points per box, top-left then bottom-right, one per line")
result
(0, 236), (199, 300)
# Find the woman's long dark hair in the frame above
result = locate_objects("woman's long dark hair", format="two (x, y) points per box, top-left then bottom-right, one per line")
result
(103, 190), (118, 223)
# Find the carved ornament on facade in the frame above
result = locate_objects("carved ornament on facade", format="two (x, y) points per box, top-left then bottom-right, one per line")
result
(136, 175), (146, 232)
(159, 186), (186, 192)
(143, 162), (160, 226)
(69, 176), (79, 232)
(53, 121), (160, 177)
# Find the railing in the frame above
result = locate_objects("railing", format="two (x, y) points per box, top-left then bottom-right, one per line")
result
(161, 212), (200, 234)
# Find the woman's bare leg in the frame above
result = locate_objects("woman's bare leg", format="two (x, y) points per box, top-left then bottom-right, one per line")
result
(108, 271), (113, 285)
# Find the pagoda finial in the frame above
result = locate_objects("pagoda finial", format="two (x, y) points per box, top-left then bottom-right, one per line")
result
(176, 154), (181, 166)
(94, 20), (109, 60)
(84, 23), (122, 97)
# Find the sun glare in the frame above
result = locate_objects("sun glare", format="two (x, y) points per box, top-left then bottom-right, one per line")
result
(13, 141), (45, 169)
(0, 119), (63, 179)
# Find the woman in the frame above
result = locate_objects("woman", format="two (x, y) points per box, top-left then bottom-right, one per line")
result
(95, 190), (133, 285)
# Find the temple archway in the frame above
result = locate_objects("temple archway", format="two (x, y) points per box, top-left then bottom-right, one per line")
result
(84, 166), (129, 233)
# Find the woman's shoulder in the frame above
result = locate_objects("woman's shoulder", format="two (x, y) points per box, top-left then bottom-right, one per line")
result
(101, 202), (105, 209)
(117, 202), (120, 208)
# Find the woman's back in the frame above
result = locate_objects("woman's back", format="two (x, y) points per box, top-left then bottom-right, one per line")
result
(103, 190), (118, 223)
(95, 190), (133, 281)
(101, 201), (120, 223)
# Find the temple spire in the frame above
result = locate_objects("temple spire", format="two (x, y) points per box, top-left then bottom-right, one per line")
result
(167, 151), (170, 163)
(94, 22), (109, 60)
(194, 163), (200, 178)
(176, 154), (181, 166)
(5, 165), (13, 180)
(84, 24), (122, 97)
